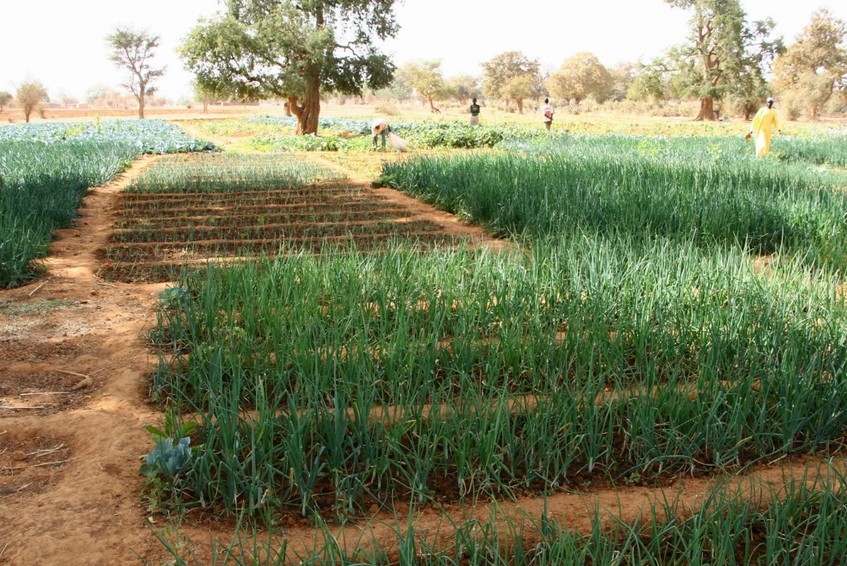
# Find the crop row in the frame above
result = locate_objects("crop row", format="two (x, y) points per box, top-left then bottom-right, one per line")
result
(160, 471), (847, 564)
(116, 190), (373, 216)
(380, 138), (847, 271)
(106, 230), (457, 262)
(150, 235), (847, 517)
(0, 140), (138, 286)
(0, 119), (215, 153)
(115, 206), (414, 230)
(0, 121), (216, 287)
(125, 153), (344, 194)
(109, 219), (443, 244)
(102, 234), (467, 283)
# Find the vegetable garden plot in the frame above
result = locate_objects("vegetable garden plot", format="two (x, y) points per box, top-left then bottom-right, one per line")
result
(124, 153), (344, 194)
(0, 121), (215, 288)
(110, 218), (444, 243)
(104, 231), (467, 263)
(149, 237), (847, 520)
(380, 136), (847, 272)
(103, 153), (485, 282)
(114, 206), (415, 230)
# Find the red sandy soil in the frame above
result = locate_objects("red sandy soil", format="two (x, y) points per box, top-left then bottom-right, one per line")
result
(1, 147), (844, 565)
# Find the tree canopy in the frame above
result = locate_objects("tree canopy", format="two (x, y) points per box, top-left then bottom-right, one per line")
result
(666, 0), (781, 120)
(628, 57), (674, 103)
(482, 51), (541, 112)
(397, 60), (448, 113)
(106, 27), (166, 119)
(180, 0), (399, 134)
(15, 81), (48, 123)
(446, 75), (480, 105)
(547, 52), (614, 105)
(774, 9), (847, 120)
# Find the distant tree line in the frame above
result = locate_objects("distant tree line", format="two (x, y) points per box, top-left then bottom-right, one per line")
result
(5, 0), (843, 128)
(384, 5), (845, 122)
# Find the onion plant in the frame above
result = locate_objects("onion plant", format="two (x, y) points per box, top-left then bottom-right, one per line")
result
(125, 153), (344, 194)
(380, 138), (847, 272)
(150, 234), (847, 518)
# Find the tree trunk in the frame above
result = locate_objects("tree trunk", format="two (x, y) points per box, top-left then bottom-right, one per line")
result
(695, 98), (716, 121)
(427, 96), (441, 113)
(138, 93), (145, 119)
(289, 75), (321, 135)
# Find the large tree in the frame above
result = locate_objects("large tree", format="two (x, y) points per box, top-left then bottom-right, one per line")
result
(106, 27), (166, 119)
(15, 81), (48, 123)
(0, 91), (11, 113)
(773, 9), (847, 120)
(482, 51), (540, 112)
(446, 75), (480, 105)
(628, 57), (674, 103)
(666, 0), (780, 121)
(397, 60), (447, 113)
(547, 52), (614, 105)
(729, 18), (783, 120)
(181, 0), (398, 135)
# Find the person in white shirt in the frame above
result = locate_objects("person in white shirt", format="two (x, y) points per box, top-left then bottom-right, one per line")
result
(541, 98), (554, 131)
(372, 118), (391, 150)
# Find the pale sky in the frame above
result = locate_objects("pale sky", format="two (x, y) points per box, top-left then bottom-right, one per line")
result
(0, 1), (844, 101)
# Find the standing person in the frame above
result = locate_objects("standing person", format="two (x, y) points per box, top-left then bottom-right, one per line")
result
(372, 117), (390, 151)
(469, 97), (481, 126)
(542, 98), (554, 131)
(749, 97), (780, 158)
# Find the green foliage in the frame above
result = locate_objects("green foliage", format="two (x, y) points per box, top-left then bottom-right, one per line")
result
(15, 81), (48, 123)
(774, 9), (847, 120)
(157, 286), (189, 311)
(144, 407), (197, 443)
(180, 0), (400, 134)
(627, 57), (674, 103)
(124, 153), (342, 193)
(398, 122), (512, 148)
(547, 52), (614, 104)
(0, 140), (137, 286)
(396, 60), (448, 109)
(141, 437), (193, 478)
(381, 134), (847, 270)
(0, 121), (214, 287)
(445, 74), (480, 102)
(481, 51), (542, 105)
(667, 0), (783, 117)
(159, 473), (847, 563)
(241, 119), (543, 151)
(151, 239), (847, 518)
(247, 134), (346, 152)
(105, 27), (165, 118)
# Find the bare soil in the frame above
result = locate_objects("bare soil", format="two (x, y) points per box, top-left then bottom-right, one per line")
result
(0, 150), (844, 565)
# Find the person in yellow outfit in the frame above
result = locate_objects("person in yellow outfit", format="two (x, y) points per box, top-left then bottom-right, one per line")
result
(749, 97), (780, 158)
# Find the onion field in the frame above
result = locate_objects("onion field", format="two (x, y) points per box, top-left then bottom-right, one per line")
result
(141, 128), (847, 562)
(6, 115), (847, 562)
(101, 153), (476, 282)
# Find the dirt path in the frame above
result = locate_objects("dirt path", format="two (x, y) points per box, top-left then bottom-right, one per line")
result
(0, 156), (169, 565)
(1, 150), (845, 564)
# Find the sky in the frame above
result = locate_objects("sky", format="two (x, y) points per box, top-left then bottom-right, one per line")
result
(0, 0), (844, 102)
